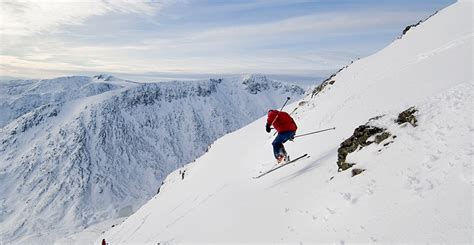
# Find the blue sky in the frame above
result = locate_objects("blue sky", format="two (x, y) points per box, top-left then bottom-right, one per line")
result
(0, 0), (455, 81)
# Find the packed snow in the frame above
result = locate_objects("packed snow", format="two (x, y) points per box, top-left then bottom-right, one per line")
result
(100, 1), (473, 243)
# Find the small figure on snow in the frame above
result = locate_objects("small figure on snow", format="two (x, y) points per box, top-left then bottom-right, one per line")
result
(265, 109), (297, 164)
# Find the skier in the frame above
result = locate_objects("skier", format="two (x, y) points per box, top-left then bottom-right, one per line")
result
(265, 109), (297, 164)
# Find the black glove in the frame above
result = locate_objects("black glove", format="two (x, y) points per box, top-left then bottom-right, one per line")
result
(265, 123), (271, 133)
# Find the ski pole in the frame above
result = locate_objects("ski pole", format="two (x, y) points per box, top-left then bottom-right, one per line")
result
(293, 127), (336, 138)
(280, 96), (291, 111)
(270, 97), (290, 125)
(270, 97), (291, 135)
(271, 102), (299, 135)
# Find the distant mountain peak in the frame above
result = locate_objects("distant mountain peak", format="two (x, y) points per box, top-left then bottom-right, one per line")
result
(93, 74), (118, 81)
(240, 73), (304, 95)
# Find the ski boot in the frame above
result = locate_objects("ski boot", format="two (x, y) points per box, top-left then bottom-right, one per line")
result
(276, 153), (289, 164)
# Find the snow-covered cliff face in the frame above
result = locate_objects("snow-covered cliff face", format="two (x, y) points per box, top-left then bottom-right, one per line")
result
(0, 75), (133, 127)
(0, 75), (304, 243)
(100, 1), (472, 244)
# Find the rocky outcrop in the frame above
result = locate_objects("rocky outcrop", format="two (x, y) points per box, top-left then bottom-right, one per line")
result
(337, 124), (386, 171)
(399, 11), (438, 37)
(310, 63), (354, 98)
(396, 107), (418, 127)
(337, 106), (419, 174)
(351, 168), (366, 177)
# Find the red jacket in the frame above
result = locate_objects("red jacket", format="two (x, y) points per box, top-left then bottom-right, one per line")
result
(267, 110), (297, 133)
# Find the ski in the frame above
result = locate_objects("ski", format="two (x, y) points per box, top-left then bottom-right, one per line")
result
(253, 154), (309, 179)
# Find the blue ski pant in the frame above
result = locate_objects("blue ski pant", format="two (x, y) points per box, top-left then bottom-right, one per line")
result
(272, 131), (296, 159)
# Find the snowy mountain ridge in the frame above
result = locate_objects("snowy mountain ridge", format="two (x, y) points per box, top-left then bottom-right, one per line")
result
(100, 2), (472, 244)
(0, 74), (305, 243)
(0, 75), (137, 127)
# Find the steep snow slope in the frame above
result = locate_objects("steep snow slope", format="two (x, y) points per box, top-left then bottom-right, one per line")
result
(0, 74), (304, 243)
(101, 1), (472, 243)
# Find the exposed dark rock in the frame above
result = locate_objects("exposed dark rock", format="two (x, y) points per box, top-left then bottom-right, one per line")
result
(396, 107), (418, 127)
(375, 132), (391, 144)
(399, 11), (437, 38)
(93, 74), (116, 81)
(156, 181), (164, 195)
(337, 125), (385, 171)
(311, 65), (350, 98)
(402, 21), (422, 35)
(298, 101), (307, 106)
(336, 106), (421, 173)
(368, 115), (385, 122)
(242, 76), (270, 94)
(352, 168), (366, 177)
(311, 80), (332, 98)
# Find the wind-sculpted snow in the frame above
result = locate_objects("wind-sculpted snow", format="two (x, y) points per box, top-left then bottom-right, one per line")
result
(0, 75), (304, 243)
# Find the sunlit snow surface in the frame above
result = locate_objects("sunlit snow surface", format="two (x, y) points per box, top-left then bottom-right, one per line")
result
(101, 2), (473, 244)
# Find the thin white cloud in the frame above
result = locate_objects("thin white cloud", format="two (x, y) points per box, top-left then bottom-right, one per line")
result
(0, 0), (165, 36)
(0, 0), (446, 79)
(133, 9), (430, 57)
(190, 0), (315, 13)
(184, 10), (428, 42)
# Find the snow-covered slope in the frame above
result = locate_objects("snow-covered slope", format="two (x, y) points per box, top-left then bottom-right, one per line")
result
(101, 1), (473, 243)
(0, 74), (304, 243)
(0, 75), (135, 127)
